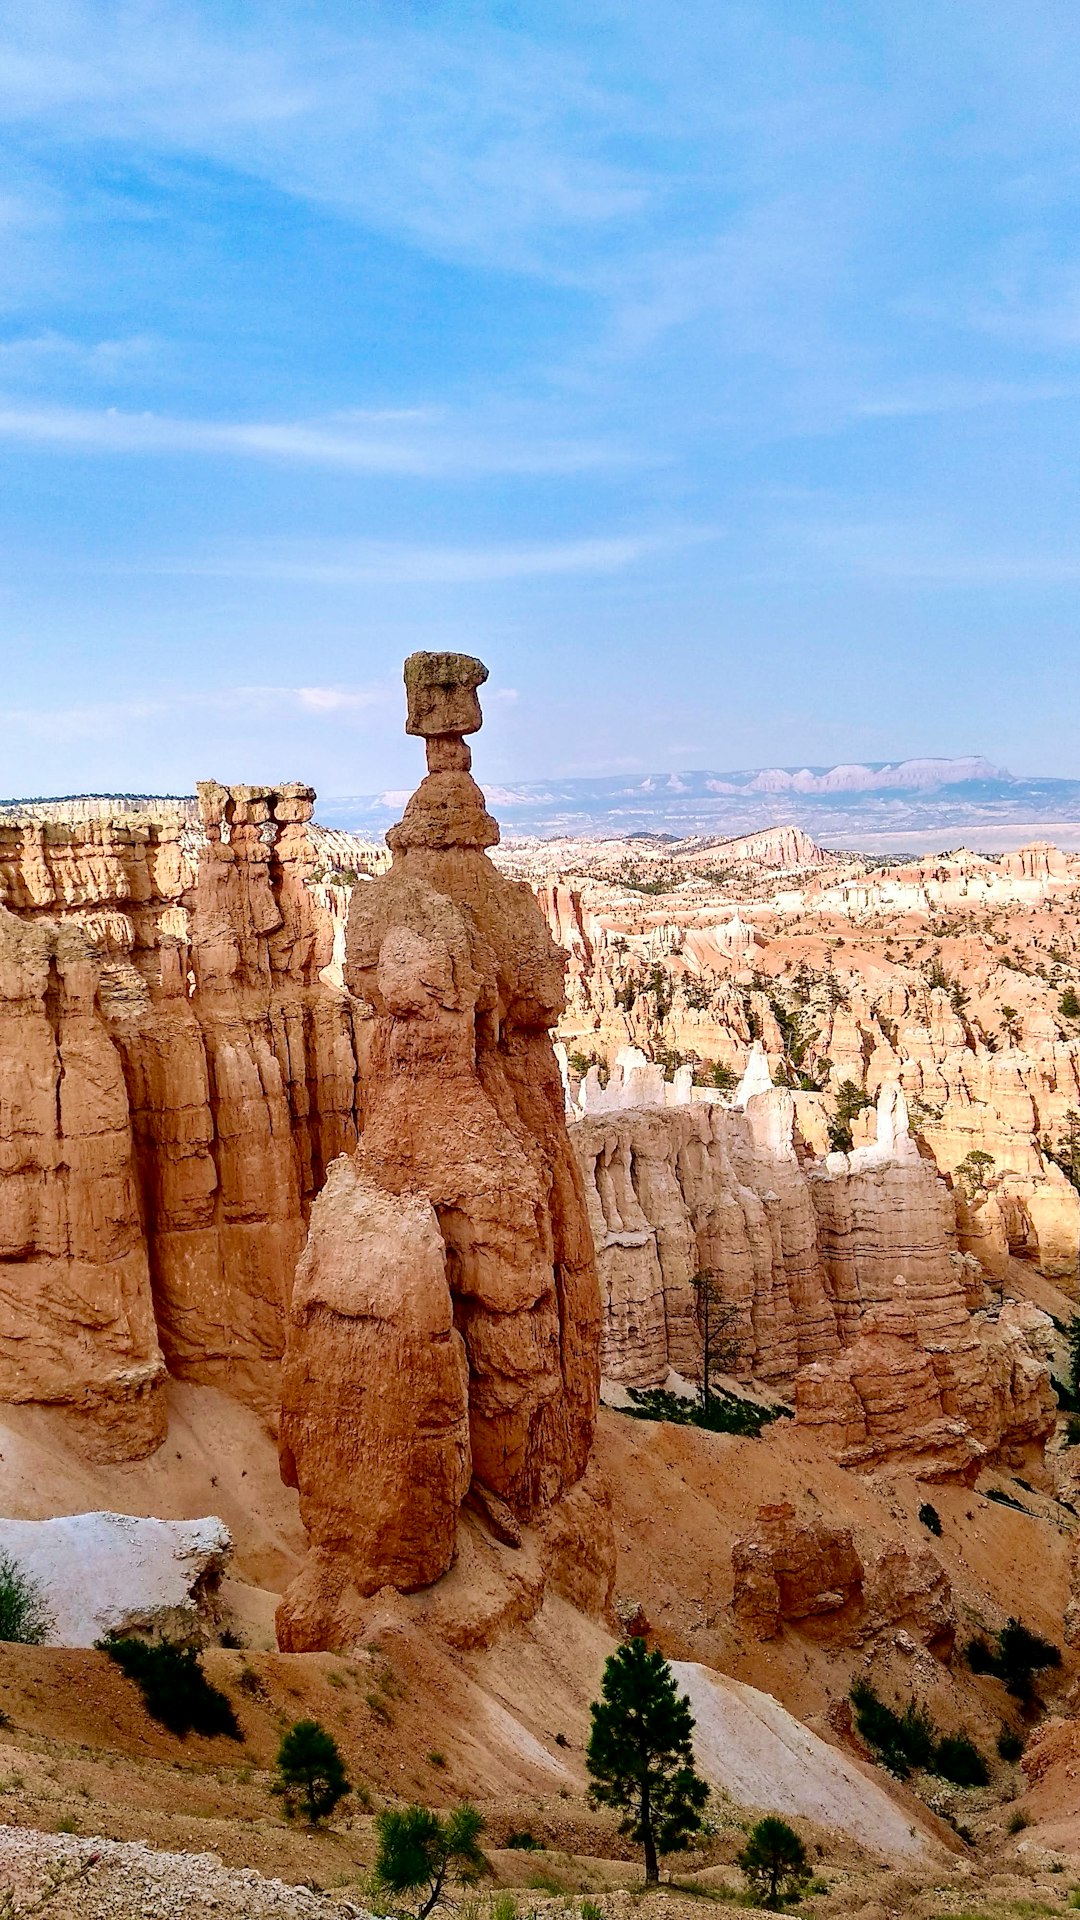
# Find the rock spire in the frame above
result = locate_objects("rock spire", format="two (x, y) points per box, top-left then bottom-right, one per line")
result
(277, 654), (603, 1649)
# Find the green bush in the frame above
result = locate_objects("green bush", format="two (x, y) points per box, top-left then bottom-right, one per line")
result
(965, 1636), (997, 1676)
(851, 1682), (988, 1785)
(996, 1619), (1061, 1701)
(505, 1831), (540, 1851)
(737, 1816), (810, 1910)
(850, 1682), (935, 1778)
(918, 1502), (942, 1536)
(623, 1386), (786, 1438)
(998, 1727), (1025, 1763)
(273, 1719), (349, 1824)
(98, 1635), (240, 1740)
(935, 1733), (990, 1787)
(0, 1552), (52, 1645)
(966, 1619), (1061, 1702)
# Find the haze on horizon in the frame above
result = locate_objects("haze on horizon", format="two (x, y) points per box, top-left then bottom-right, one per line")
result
(1, 1), (1079, 800)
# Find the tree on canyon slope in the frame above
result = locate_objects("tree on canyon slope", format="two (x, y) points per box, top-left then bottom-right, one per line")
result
(586, 1637), (709, 1885)
(274, 1719), (349, 1824)
(738, 1815), (810, 1911)
(691, 1269), (739, 1415)
(373, 1802), (486, 1917)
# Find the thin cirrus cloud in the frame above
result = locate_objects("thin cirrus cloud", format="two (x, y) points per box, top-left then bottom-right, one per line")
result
(164, 528), (717, 587)
(0, 683), (393, 744)
(0, 400), (628, 476)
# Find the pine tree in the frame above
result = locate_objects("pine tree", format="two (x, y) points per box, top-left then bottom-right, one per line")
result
(273, 1720), (349, 1824)
(737, 1816), (810, 1910)
(373, 1803), (486, 1918)
(586, 1638), (709, 1885)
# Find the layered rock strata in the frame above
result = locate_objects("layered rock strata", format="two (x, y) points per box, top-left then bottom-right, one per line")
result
(573, 1080), (1056, 1470)
(277, 654), (602, 1648)
(0, 785), (361, 1452)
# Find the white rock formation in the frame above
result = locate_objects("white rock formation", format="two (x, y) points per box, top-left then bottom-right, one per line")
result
(0, 1512), (232, 1646)
(673, 1661), (933, 1860)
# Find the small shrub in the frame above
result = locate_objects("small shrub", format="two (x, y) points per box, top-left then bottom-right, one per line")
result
(738, 1815), (810, 1911)
(1063, 1415), (1080, 1448)
(99, 1636), (240, 1740)
(492, 1896), (518, 1920)
(273, 1719), (349, 1825)
(998, 1727), (1025, 1763)
(218, 1627), (243, 1649)
(965, 1619), (1061, 1702)
(997, 1618), (1062, 1701)
(373, 1802), (487, 1918)
(935, 1732), (990, 1787)
(554, 1731), (569, 1748)
(850, 1682), (936, 1778)
(238, 1665), (264, 1697)
(1007, 1807), (1030, 1834)
(581, 1901), (604, 1920)
(428, 1750), (447, 1770)
(505, 1830), (540, 1850)
(0, 1553), (52, 1646)
(965, 1636), (997, 1676)
(918, 1502), (942, 1536)
(527, 1872), (567, 1895)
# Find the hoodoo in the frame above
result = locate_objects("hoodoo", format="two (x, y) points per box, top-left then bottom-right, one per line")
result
(277, 653), (603, 1649)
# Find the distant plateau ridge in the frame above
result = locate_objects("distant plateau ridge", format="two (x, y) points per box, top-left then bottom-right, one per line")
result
(5, 756), (1080, 852)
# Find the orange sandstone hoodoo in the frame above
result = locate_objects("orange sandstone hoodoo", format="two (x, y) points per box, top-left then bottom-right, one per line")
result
(276, 654), (602, 1649)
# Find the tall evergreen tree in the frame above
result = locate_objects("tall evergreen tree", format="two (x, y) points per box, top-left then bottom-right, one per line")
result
(586, 1637), (709, 1885)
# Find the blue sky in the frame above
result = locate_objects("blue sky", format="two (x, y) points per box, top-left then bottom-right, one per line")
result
(2, 0), (1079, 800)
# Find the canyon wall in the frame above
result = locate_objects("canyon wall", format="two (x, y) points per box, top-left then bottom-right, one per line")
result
(0, 786), (362, 1456)
(571, 1076), (1056, 1473)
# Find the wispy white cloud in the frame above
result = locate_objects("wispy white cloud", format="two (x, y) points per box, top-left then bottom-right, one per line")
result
(797, 519), (1080, 585)
(0, 6), (649, 274)
(0, 399), (629, 475)
(163, 528), (718, 586)
(854, 377), (1080, 418)
(0, 332), (157, 376)
(0, 681), (394, 742)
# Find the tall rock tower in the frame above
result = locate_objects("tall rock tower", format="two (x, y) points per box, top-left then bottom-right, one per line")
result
(277, 653), (601, 1649)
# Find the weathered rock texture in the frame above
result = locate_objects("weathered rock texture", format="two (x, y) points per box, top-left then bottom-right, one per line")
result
(277, 654), (602, 1649)
(573, 1082), (1056, 1472)
(731, 1500), (954, 1652)
(0, 787), (362, 1454)
(0, 1511), (231, 1647)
